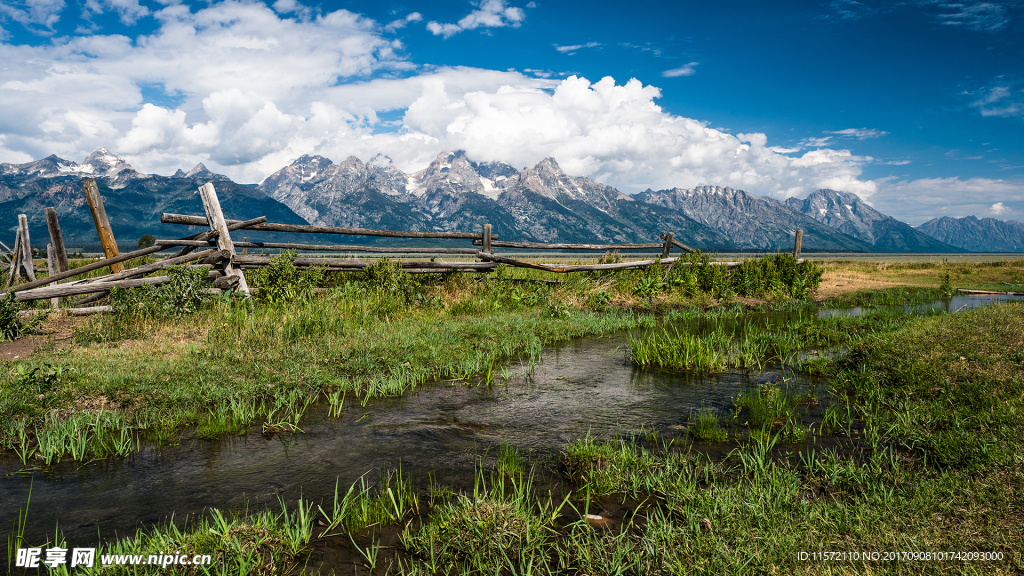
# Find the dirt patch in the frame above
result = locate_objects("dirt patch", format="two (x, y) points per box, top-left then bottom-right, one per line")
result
(0, 313), (78, 361)
(0, 336), (43, 361)
(814, 272), (908, 299)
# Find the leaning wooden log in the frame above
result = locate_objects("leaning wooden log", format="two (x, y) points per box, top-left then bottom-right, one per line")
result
(661, 234), (695, 254)
(17, 215), (37, 281)
(4, 229), (21, 287)
(44, 207), (70, 274)
(81, 179), (124, 273)
(80, 248), (219, 284)
(172, 215), (268, 258)
(155, 239), (481, 254)
(13, 275), (172, 302)
(661, 232), (674, 258)
(1, 244), (169, 295)
(473, 239), (662, 250)
(198, 183), (250, 296)
(160, 213), (499, 240)
(17, 306), (113, 318)
(202, 249), (232, 265)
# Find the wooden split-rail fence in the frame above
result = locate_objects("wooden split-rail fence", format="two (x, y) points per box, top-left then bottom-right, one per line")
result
(2, 179), (806, 313)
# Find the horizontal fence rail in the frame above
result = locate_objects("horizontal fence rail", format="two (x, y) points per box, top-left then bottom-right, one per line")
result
(160, 213), (499, 240)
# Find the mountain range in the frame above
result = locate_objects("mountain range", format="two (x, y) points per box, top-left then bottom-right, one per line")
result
(784, 189), (961, 253)
(917, 216), (1024, 253)
(0, 148), (1011, 253)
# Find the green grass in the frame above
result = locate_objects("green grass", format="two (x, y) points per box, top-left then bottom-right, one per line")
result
(9, 301), (1024, 575)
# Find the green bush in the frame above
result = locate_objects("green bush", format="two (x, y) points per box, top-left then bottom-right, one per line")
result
(362, 257), (418, 315)
(248, 251), (325, 305)
(1, 292), (21, 341)
(137, 234), (156, 249)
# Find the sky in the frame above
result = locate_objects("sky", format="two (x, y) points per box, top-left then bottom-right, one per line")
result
(0, 0), (1021, 224)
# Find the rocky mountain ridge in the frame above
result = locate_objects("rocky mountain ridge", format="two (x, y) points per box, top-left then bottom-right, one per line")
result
(635, 185), (875, 252)
(917, 216), (1024, 252)
(257, 150), (733, 247)
(785, 189), (963, 252)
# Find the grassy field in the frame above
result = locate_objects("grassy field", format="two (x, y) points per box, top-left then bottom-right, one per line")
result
(3, 254), (1023, 574)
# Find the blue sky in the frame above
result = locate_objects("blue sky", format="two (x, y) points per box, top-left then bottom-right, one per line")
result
(0, 0), (1021, 223)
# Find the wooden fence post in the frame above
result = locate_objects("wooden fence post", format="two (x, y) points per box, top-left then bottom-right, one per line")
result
(4, 229), (20, 287)
(793, 230), (803, 259)
(243, 237), (248, 256)
(45, 207), (70, 274)
(198, 183), (250, 296)
(81, 179), (124, 274)
(47, 244), (59, 309)
(661, 232), (674, 259)
(482, 224), (492, 254)
(17, 215), (36, 282)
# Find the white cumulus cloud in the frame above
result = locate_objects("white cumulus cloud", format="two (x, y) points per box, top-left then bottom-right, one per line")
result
(553, 41), (599, 54)
(384, 11), (422, 33)
(826, 127), (889, 139)
(871, 176), (1024, 224)
(0, 0), (66, 30)
(426, 0), (526, 38)
(661, 62), (698, 77)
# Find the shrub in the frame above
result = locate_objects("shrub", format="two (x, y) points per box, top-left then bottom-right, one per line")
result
(362, 257), (418, 314)
(1, 292), (21, 341)
(248, 251), (325, 305)
(137, 234), (156, 249)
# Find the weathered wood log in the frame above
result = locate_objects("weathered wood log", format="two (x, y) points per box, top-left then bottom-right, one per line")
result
(234, 255), (497, 270)
(81, 179), (123, 273)
(661, 232), (674, 258)
(44, 207), (70, 274)
(171, 215), (268, 258)
(476, 252), (680, 273)
(155, 239), (480, 254)
(793, 230), (803, 258)
(160, 213), (498, 240)
(17, 215), (37, 282)
(202, 249), (232, 265)
(17, 306), (112, 318)
(661, 234), (696, 254)
(1, 244), (171, 295)
(81, 248), (219, 284)
(4, 229), (20, 287)
(198, 183), (250, 296)
(482, 223), (492, 254)
(473, 239), (662, 250)
(14, 275), (172, 302)
(213, 275), (239, 290)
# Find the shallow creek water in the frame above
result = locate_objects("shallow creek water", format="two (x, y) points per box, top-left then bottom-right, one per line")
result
(1, 294), (1019, 547)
